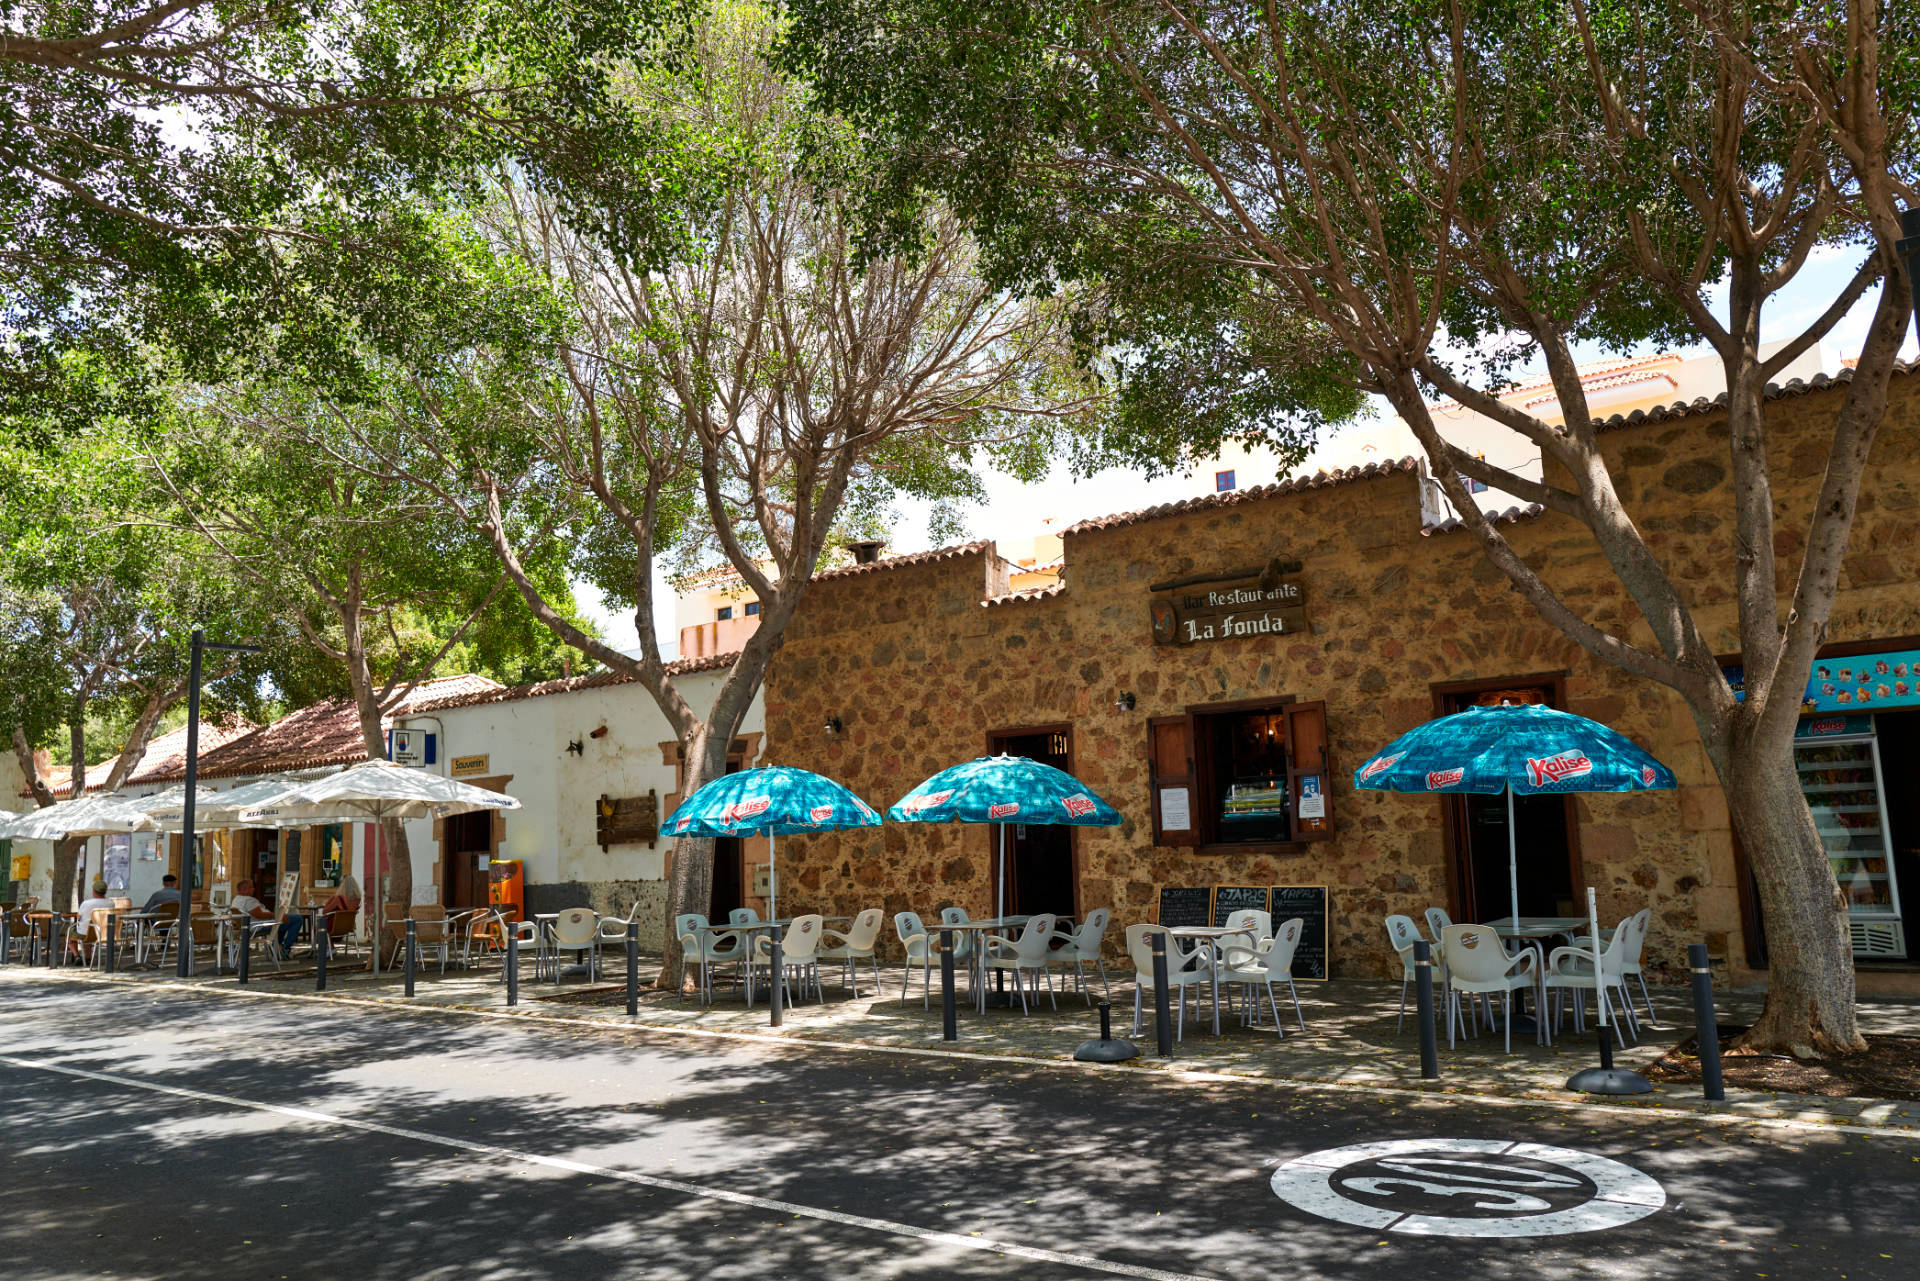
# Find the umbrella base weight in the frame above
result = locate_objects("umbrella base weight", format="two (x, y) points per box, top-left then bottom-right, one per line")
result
(1073, 1036), (1140, 1063)
(1566, 1066), (1655, 1095)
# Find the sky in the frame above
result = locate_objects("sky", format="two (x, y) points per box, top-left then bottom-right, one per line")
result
(575, 250), (1919, 659)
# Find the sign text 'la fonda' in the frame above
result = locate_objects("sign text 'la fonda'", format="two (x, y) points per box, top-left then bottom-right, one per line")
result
(1150, 575), (1309, 646)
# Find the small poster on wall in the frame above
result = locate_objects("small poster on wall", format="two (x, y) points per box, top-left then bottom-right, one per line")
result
(103, 835), (131, 891)
(1158, 787), (1192, 832)
(1298, 776), (1325, 820)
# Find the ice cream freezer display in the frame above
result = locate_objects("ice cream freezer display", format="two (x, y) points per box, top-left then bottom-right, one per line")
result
(1795, 717), (1906, 958)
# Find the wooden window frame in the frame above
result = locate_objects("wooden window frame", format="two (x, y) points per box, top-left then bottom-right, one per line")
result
(1149, 695), (1333, 853)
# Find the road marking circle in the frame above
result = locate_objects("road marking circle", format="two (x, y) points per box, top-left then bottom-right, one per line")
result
(1271, 1138), (1664, 1237)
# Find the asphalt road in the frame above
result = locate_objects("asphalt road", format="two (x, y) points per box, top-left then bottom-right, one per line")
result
(0, 974), (1913, 1280)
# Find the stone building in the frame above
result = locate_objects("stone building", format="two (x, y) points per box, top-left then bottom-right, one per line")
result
(760, 366), (1920, 994)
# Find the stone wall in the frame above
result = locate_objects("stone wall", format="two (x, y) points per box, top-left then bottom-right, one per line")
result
(763, 373), (1920, 987)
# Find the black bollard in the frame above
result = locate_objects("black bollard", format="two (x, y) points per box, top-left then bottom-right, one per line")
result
(1151, 930), (1173, 1058)
(51, 917), (63, 969)
(625, 922), (639, 1017)
(1688, 943), (1725, 1101)
(2, 909), (10, 966)
(105, 915), (118, 974)
(237, 922), (250, 985)
(505, 931), (520, 1006)
(404, 918), (417, 997)
(940, 927), (958, 1042)
(769, 938), (785, 1028)
(1413, 940), (1439, 1080)
(315, 927), (329, 992)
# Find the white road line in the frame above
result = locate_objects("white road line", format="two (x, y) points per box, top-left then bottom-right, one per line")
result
(0, 1053), (1220, 1281)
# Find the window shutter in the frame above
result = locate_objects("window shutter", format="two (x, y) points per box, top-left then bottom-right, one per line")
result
(1147, 716), (1199, 847)
(1285, 701), (1334, 842)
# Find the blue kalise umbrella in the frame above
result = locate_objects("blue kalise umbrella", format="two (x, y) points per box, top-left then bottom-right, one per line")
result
(665, 767), (881, 919)
(889, 755), (1123, 918)
(1354, 702), (1676, 926)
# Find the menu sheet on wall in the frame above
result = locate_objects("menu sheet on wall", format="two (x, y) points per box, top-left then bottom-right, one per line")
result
(1158, 787), (1192, 832)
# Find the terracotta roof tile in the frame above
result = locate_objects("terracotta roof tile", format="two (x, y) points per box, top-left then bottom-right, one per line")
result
(1063, 459), (1423, 537)
(1420, 503), (1548, 537)
(982, 582), (1067, 608)
(129, 674), (503, 785)
(44, 717), (258, 796)
(1594, 359), (1914, 432)
(413, 651), (741, 713)
(809, 540), (992, 582)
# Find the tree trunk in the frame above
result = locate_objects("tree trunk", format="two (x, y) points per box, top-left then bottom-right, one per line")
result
(383, 817), (413, 910)
(1720, 743), (1866, 1057)
(655, 725), (732, 993)
(49, 839), (84, 913)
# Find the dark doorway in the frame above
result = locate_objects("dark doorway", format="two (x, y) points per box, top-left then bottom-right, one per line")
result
(708, 756), (747, 922)
(988, 729), (1077, 919)
(444, 810), (492, 910)
(1437, 683), (1581, 922)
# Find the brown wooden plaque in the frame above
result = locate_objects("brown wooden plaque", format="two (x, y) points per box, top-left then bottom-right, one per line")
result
(1151, 578), (1309, 645)
(596, 790), (659, 850)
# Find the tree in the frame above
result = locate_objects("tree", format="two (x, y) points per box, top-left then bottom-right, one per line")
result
(298, 0), (1100, 986)
(4, 0), (683, 373)
(145, 388), (596, 909)
(785, 0), (1919, 1054)
(0, 370), (265, 906)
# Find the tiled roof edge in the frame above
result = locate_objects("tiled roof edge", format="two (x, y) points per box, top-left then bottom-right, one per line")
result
(1062, 458), (1423, 537)
(409, 651), (743, 713)
(809, 540), (992, 583)
(1420, 503), (1548, 537)
(981, 583), (1067, 609)
(1595, 359), (1915, 432)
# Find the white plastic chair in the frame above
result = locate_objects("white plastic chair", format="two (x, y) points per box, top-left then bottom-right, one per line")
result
(1126, 923), (1214, 1041)
(1574, 906), (1656, 1025)
(937, 906), (979, 992)
(1544, 914), (1641, 1043)
(1384, 914), (1432, 1034)
(1221, 917), (1307, 1036)
(677, 912), (745, 1003)
(982, 913), (1059, 1013)
(1221, 908), (1273, 953)
(1045, 907), (1112, 1004)
(817, 908), (885, 997)
(728, 907), (761, 927)
(1440, 923), (1540, 1053)
(504, 918), (546, 981)
(893, 911), (940, 1007)
(754, 913), (824, 1003)
(551, 908), (600, 982)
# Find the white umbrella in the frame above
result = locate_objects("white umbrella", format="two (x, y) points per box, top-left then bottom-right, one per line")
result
(0, 796), (159, 841)
(126, 784), (228, 828)
(142, 776), (316, 830)
(238, 761), (521, 975)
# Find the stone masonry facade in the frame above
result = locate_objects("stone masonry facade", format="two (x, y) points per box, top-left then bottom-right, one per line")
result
(761, 372), (1920, 989)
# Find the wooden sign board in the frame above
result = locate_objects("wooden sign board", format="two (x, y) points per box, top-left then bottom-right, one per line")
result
(596, 790), (659, 850)
(1156, 886), (1213, 928)
(1151, 577), (1308, 646)
(1211, 885), (1269, 927)
(450, 754), (490, 779)
(1270, 885), (1329, 980)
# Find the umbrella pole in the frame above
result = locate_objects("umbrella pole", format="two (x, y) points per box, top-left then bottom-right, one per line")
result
(768, 830), (776, 922)
(1507, 784), (1521, 927)
(996, 824), (1006, 920)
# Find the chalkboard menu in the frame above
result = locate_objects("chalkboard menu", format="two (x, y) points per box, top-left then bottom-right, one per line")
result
(1270, 885), (1329, 980)
(1156, 886), (1213, 928)
(1212, 885), (1269, 927)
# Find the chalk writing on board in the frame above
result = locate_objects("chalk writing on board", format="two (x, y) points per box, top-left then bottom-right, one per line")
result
(1212, 885), (1269, 928)
(1270, 885), (1329, 980)
(1156, 886), (1212, 928)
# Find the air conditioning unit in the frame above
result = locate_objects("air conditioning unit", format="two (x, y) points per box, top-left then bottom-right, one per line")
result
(1850, 919), (1906, 959)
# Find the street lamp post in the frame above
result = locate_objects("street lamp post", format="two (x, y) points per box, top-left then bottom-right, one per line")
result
(175, 629), (261, 978)
(1899, 207), (1920, 333)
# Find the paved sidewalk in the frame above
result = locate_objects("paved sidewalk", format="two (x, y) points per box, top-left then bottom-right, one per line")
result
(12, 954), (1919, 1135)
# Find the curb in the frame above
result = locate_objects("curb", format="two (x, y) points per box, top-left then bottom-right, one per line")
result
(7, 967), (1916, 1142)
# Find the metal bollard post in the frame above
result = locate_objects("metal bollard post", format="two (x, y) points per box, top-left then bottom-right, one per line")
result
(625, 923), (639, 1016)
(52, 917), (63, 969)
(769, 938), (785, 1028)
(940, 927), (958, 1042)
(237, 922), (250, 985)
(1151, 930), (1173, 1057)
(2, 909), (11, 966)
(105, 915), (118, 975)
(315, 928), (329, 992)
(404, 918), (417, 997)
(1688, 943), (1725, 1101)
(505, 932), (520, 1006)
(1414, 940), (1439, 1080)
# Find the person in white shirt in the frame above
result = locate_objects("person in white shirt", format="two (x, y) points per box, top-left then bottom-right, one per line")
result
(74, 877), (115, 938)
(227, 879), (276, 965)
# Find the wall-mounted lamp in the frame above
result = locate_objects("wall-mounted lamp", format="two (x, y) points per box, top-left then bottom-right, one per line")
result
(1114, 692), (1137, 712)
(566, 738), (585, 756)
(824, 716), (844, 735)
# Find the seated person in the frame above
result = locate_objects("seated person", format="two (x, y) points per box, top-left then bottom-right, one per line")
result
(227, 878), (275, 959)
(74, 877), (116, 952)
(142, 874), (183, 914)
(277, 874), (362, 953)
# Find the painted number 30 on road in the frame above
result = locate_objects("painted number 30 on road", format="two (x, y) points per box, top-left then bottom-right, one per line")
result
(1271, 1139), (1665, 1238)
